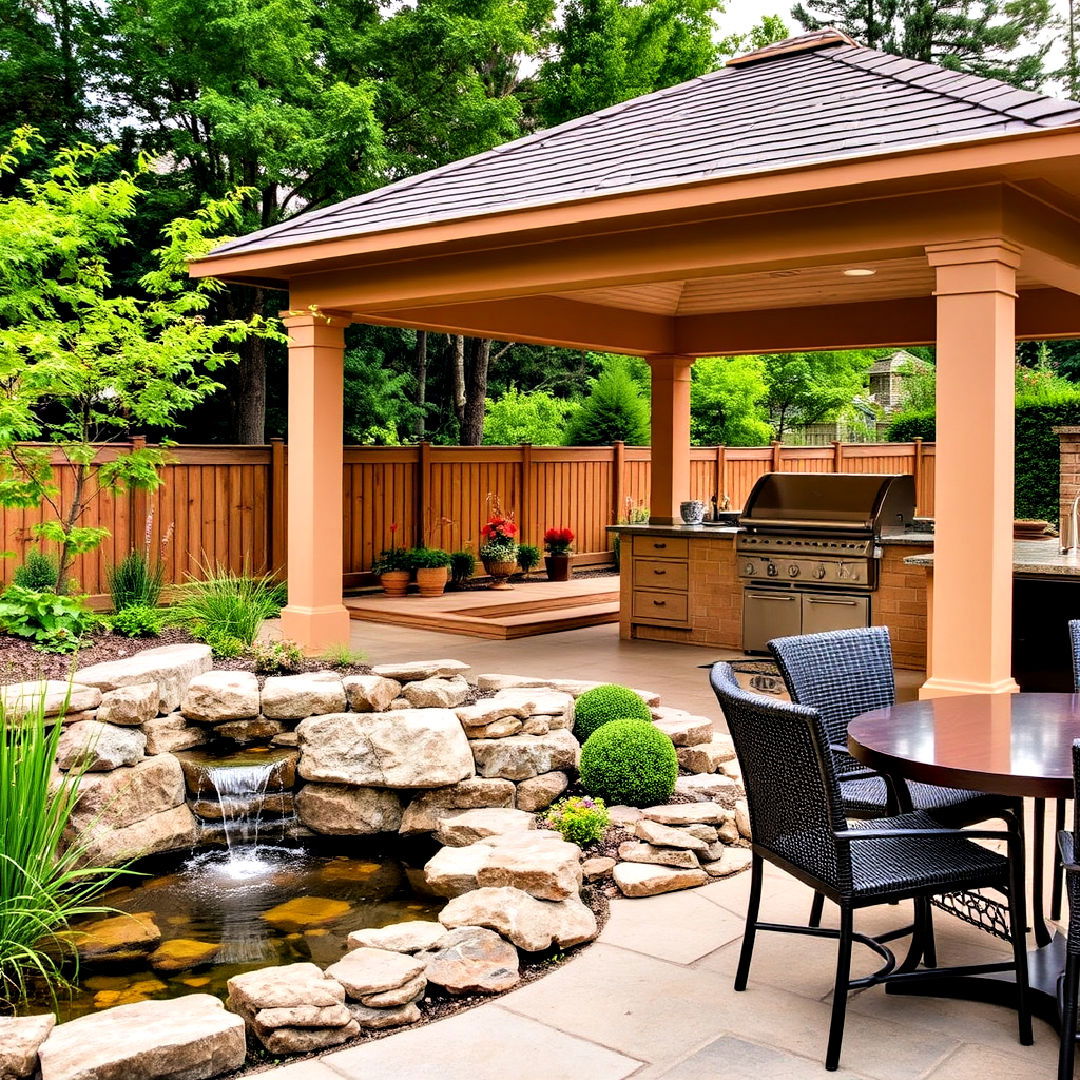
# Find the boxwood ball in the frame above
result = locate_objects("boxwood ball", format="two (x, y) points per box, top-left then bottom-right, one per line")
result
(578, 718), (678, 808)
(573, 684), (652, 742)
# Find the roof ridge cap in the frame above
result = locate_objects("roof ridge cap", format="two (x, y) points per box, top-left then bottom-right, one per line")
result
(726, 27), (856, 67)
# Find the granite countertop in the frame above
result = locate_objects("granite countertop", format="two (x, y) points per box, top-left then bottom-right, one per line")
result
(904, 538), (1080, 577)
(606, 523), (741, 538)
(879, 532), (935, 547)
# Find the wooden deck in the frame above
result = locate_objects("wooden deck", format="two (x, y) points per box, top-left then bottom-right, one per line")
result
(344, 577), (620, 639)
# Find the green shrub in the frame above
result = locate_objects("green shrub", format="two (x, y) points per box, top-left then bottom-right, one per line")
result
(573, 684), (652, 742)
(583, 721), (673, 807)
(517, 543), (541, 573)
(107, 549), (165, 610)
(12, 550), (58, 592)
(248, 638), (306, 674)
(204, 630), (246, 658)
(0, 585), (92, 653)
(110, 604), (163, 638)
(167, 565), (286, 648)
(543, 795), (610, 847)
(449, 550), (476, 587)
(565, 358), (650, 446)
(579, 718), (678, 808)
(409, 546), (452, 568)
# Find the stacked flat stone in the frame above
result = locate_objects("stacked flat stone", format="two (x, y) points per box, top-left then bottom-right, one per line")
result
(324, 949), (427, 1028)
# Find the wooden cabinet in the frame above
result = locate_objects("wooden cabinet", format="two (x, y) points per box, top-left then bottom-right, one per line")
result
(629, 536), (690, 627)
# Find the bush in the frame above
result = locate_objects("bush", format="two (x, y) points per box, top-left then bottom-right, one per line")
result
(517, 543), (541, 573)
(248, 638), (306, 674)
(12, 550), (58, 592)
(204, 630), (246, 658)
(449, 550), (476, 587)
(483, 387), (581, 445)
(579, 719), (678, 808)
(167, 565), (286, 648)
(0, 585), (93, 653)
(565, 359), (650, 446)
(409, 546), (452, 569)
(573, 684), (652, 742)
(110, 604), (163, 638)
(107, 549), (165, 610)
(543, 795), (610, 847)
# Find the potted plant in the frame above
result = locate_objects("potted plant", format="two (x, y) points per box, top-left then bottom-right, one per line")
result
(516, 543), (541, 579)
(372, 524), (412, 596)
(449, 550), (477, 590)
(410, 547), (452, 596)
(543, 526), (575, 581)
(479, 503), (519, 590)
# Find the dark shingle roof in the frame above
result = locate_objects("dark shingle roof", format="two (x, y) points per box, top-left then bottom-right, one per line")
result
(207, 30), (1080, 260)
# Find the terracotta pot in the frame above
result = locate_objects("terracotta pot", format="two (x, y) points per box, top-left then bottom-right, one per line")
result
(545, 554), (572, 582)
(483, 558), (518, 591)
(416, 565), (449, 597)
(379, 570), (410, 597)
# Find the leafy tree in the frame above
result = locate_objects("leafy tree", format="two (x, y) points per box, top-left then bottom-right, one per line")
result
(484, 387), (581, 445)
(343, 347), (421, 445)
(565, 358), (650, 445)
(793, 0), (1054, 88)
(690, 356), (773, 446)
(0, 131), (280, 589)
(761, 350), (876, 439)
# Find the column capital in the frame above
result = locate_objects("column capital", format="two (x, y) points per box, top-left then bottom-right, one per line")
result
(927, 240), (1020, 300)
(645, 353), (695, 376)
(924, 239), (1022, 269)
(279, 307), (354, 328)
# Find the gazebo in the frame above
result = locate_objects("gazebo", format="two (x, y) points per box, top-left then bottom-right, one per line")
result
(190, 28), (1080, 698)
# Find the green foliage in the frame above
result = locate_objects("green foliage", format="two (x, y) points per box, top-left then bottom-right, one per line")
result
(107, 549), (165, 611)
(343, 347), (420, 445)
(690, 356), (773, 446)
(247, 638), (306, 674)
(449, 550), (477, 586)
(578, 718), (678, 808)
(0, 585), (92, 652)
(110, 604), (163, 638)
(167, 566), (286, 648)
(760, 350), (876, 440)
(543, 795), (610, 847)
(409, 546), (452, 569)
(573, 683), (653, 742)
(483, 388), (580, 446)
(479, 536), (518, 562)
(372, 547), (413, 575)
(319, 642), (368, 668)
(12, 549), (59, 592)
(0, 689), (130, 1003)
(565, 358), (650, 446)
(517, 543), (541, 572)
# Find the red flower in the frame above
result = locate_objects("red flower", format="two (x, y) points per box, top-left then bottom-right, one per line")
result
(543, 526), (574, 554)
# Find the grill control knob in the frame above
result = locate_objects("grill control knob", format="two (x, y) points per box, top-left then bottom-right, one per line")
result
(744, 561), (756, 575)
(788, 563), (800, 577)
(814, 563), (826, 580)
(766, 562), (777, 577)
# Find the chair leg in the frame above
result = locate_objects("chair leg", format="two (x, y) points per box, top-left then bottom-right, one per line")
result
(1007, 822), (1035, 1047)
(921, 898), (938, 968)
(1035, 798), (1053, 948)
(1059, 951), (1080, 1080)
(809, 891), (825, 929)
(826, 905), (854, 1072)
(1054, 799), (1067, 923)
(735, 852), (763, 992)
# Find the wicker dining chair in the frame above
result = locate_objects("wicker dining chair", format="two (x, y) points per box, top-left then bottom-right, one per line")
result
(1056, 740), (1080, 1080)
(710, 662), (1032, 1073)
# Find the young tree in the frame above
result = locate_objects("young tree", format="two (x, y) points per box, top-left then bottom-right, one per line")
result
(484, 387), (581, 445)
(0, 132), (281, 589)
(565, 358), (650, 445)
(760, 350), (876, 440)
(690, 356), (773, 446)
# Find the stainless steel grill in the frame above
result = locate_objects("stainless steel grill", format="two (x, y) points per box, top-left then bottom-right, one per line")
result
(737, 473), (915, 652)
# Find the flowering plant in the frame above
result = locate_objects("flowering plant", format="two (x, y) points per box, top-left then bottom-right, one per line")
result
(372, 522), (412, 574)
(479, 499), (518, 562)
(542, 527), (574, 556)
(480, 515), (517, 544)
(543, 795), (609, 848)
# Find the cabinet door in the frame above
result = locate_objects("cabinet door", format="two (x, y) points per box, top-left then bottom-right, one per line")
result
(801, 593), (869, 636)
(742, 590), (801, 653)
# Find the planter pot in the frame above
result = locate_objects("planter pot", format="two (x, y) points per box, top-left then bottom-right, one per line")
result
(483, 558), (518, 591)
(416, 565), (449, 597)
(680, 500), (706, 525)
(545, 554), (572, 582)
(379, 570), (410, 597)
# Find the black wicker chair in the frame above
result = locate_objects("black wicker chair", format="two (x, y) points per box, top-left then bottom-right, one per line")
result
(710, 662), (1032, 1073)
(1057, 740), (1080, 1080)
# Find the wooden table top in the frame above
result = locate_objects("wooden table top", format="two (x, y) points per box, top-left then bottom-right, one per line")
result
(848, 693), (1080, 800)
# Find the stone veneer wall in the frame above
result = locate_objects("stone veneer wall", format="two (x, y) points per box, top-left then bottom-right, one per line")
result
(1056, 426), (1080, 537)
(872, 545), (928, 671)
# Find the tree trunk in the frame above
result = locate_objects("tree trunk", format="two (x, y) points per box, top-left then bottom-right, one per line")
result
(452, 335), (466, 430)
(461, 338), (491, 446)
(414, 331), (428, 439)
(233, 287), (267, 444)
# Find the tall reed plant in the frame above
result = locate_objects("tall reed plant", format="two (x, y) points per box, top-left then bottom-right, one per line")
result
(106, 550), (165, 611)
(0, 692), (128, 1004)
(167, 562), (286, 650)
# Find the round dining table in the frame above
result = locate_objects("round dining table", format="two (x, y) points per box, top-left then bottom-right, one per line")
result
(848, 692), (1080, 1028)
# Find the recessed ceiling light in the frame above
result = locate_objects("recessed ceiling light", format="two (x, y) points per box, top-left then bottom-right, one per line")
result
(843, 268), (877, 277)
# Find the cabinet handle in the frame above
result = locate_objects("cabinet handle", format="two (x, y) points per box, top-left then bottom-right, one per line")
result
(807, 598), (859, 606)
(752, 594), (796, 602)
(653, 569), (667, 575)
(653, 542), (667, 549)
(652, 599), (666, 606)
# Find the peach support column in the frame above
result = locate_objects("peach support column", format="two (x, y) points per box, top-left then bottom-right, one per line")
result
(646, 354), (694, 525)
(278, 310), (353, 652)
(920, 241), (1021, 698)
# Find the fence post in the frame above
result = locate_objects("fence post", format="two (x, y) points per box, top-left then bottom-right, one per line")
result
(771, 440), (782, 471)
(269, 438), (287, 577)
(832, 440), (844, 473)
(416, 441), (432, 547)
(129, 436), (149, 552)
(715, 445), (726, 502)
(612, 441), (625, 527)
(519, 443), (534, 544)
(913, 437), (924, 516)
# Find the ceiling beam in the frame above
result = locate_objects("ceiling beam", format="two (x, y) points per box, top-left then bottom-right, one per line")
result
(1003, 186), (1080, 297)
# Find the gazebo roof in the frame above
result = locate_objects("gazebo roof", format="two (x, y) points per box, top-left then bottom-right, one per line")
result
(207, 29), (1080, 262)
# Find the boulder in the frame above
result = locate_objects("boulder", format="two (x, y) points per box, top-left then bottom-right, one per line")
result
(252, 1004), (352, 1033)
(180, 671), (259, 724)
(343, 675), (401, 713)
(97, 683), (158, 727)
(0, 1014), (54, 1079)
(402, 676), (470, 709)
(438, 887), (597, 952)
(519, 716), (550, 736)
(674, 774), (736, 802)
(735, 801), (751, 838)
(418, 926), (520, 994)
(68, 753), (185, 831)
(677, 735), (736, 774)
(515, 771), (568, 812)
(435, 807), (536, 847)
(703, 847), (753, 878)
(634, 819), (709, 851)
(456, 699), (529, 727)
(613, 862), (709, 897)
(582, 856), (616, 881)
(75, 643), (213, 714)
(37, 996), (245, 1080)
(73, 803), (198, 865)
(143, 714), (206, 756)
(650, 708), (713, 747)
(461, 716), (522, 739)
(0, 680), (99, 720)
(149, 939), (220, 973)
(213, 717), (287, 744)
(262, 898), (352, 933)
(607, 805), (643, 827)
(296, 784), (402, 835)
(259, 1020), (360, 1055)
(56, 721), (145, 772)
(346, 922), (446, 953)
(193, 792), (294, 822)
(262, 672), (346, 720)
(642, 803), (729, 827)
(370, 659), (469, 681)
(399, 778), (515, 834)
(325, 948), (426, 1001)
(227, 963), (346, 1013)
(477, 832), (583, 901)
(297, 709), (474, 789)
(473, 674), (659, 705)
(617, 841), (700, 869)
(422, 844), (492, 898)
(469, 731), (578, 781)
(348, 1002), (420, 1029)
(358, 973), (426, 1008)
(684, 824), (719, 843)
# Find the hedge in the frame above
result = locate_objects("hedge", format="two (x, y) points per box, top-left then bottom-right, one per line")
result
(887, 390), (1080, 523)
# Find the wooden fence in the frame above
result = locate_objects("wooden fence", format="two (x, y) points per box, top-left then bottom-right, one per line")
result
(2, 439), (935, 600)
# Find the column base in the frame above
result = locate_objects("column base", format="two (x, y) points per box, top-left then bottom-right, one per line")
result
(919, 675), (1020, 699)
(279, 604), (352, 654)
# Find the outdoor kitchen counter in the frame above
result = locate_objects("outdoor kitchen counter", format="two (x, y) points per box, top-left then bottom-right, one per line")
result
(903, 538), (1080, 577)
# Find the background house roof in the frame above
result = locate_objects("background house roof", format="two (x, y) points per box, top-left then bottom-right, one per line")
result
(206, 30), (1080, 261)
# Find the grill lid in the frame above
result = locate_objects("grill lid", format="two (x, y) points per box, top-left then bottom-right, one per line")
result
(740, 472), (915, 532)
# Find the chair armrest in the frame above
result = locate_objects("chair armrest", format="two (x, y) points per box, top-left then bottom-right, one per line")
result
(830, 745), (885, 783)
(1059, 829), (1080, 873)
(835, 827), (1011, 842)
